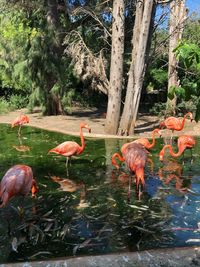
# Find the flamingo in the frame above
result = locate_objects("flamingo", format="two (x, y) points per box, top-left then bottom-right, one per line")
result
(124, 143), (148, 189)
(159, 135), (196, 161)
(0, 165), (38, 208)
(11, 114), (29, 137)
(132, 128), (162, 149)
(111, 128), (159, 170)
(159, 112), (193, 143)
(48, 122), (91, 168)
(120, 129), (161, 154)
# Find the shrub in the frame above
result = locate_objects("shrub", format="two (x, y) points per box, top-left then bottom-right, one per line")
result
(0, 98), (10, 114)
(9, 94), (29, 110)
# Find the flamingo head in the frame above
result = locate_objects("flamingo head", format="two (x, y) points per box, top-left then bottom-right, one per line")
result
(111, 153), (120, 170)
(31, 179), (38, 197)
(186, 112), (193, 122)
(159, 121), (165, 129)
(153, 128), (162, 137)
(159, 149), (164, 161)
(80, 123), (91, 133)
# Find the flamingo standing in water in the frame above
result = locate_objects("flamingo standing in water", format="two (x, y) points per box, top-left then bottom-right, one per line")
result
(111, 128), (160, 170)
(121, 128), (161, 154)
(48, 122), (91, 168)
(159, 112), (193, 143)
(159, 135), (196, 161)
(132, 128), (162, 149)
(112, 143), (147, 188)
(0, 165), (38, 208)
(11, 114), (29, 137)
(124, 143), (148, 189)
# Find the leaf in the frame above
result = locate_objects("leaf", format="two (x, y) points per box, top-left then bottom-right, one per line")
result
(174, 86), (185, 99)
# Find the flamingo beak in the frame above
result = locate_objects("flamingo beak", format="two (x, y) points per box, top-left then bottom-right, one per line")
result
(159, 155), (163, 161)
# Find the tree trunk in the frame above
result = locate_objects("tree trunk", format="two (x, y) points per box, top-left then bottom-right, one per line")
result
(105, 0), (125, 134)
(166, 0), (187, 114)
(118, 0), (144, 135)
(119, 0), (155, 135)
(44, 0), (64, 115)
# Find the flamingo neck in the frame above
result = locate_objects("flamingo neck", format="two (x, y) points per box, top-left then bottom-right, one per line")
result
(180, 114), (188, 130)
(148, 130), (157, 148)
(112, 153), (124, 169)
(165, 144), (185, 157)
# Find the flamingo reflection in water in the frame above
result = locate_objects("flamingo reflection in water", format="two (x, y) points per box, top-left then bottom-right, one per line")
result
(50, 176), (88, 208)
(158, 160), (191, 193)
(0, 165), (38, 208)
(13, 136), (31, 152)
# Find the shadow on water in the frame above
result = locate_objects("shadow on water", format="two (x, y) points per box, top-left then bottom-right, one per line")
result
(0, 124), (200, 263)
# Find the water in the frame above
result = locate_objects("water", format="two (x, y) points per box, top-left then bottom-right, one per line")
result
(0, 124), (200, 263)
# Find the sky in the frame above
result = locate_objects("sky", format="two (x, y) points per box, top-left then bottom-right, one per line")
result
(186, 0), (200, 14)
(155, 0), (200, 29)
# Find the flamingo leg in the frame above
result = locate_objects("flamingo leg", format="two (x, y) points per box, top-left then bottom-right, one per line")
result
(127, 176), (131, 203)
(170, 130), (174, 145)
(65, 157), (69, 176)
(190, 148), (194, 165)
(137, 184), (143, 201)
(18, 125), (21, 137)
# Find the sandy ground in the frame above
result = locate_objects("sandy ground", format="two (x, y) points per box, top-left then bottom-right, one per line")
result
(0, 107), (198, 138)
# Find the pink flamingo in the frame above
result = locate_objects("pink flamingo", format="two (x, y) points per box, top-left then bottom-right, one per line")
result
(0, 165), (38, 208)
(11, 114), (29, 137)
(48, 122), (91, 168)
(159, 135), (196, 161)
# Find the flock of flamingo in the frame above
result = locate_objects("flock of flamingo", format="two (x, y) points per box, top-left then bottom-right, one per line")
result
(0, 111), (196, 207)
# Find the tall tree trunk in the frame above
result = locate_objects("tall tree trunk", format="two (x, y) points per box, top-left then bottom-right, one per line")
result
(119, 0), (156, 135)
(166, 0), (187, 114)
(118, 0), (144, 135)
(105, 0), (125, 134)
(45, 0), (64, 115)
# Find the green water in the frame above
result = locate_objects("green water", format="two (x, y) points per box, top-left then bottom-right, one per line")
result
(0, 124), (200, 263)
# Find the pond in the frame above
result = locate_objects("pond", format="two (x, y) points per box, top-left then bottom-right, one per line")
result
(0, 124), (200, 263)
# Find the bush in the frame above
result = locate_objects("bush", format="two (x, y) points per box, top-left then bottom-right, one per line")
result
(149, 102), (167, 117)
(9, 94), (29, 110)
(0, 98), (10, 114)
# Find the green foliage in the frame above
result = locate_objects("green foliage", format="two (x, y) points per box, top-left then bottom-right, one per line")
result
(9, 94), (29, 110)
(183, 12), (200, 46)
(0, 9), (37, 92)
(168, 85), (185, 100)
(0, 97), (10, 114)
(149, 102), (167, 117)
(150, 68), (168, 88)
(172, 41), (200, 121)
(174, 42), (200, 69)
(61, 89), (76, 114)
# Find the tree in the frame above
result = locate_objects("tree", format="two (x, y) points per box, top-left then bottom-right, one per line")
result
(166, 0), (187, 114)
(118, 0), (156, 135)
(104, 0), (125, 134)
